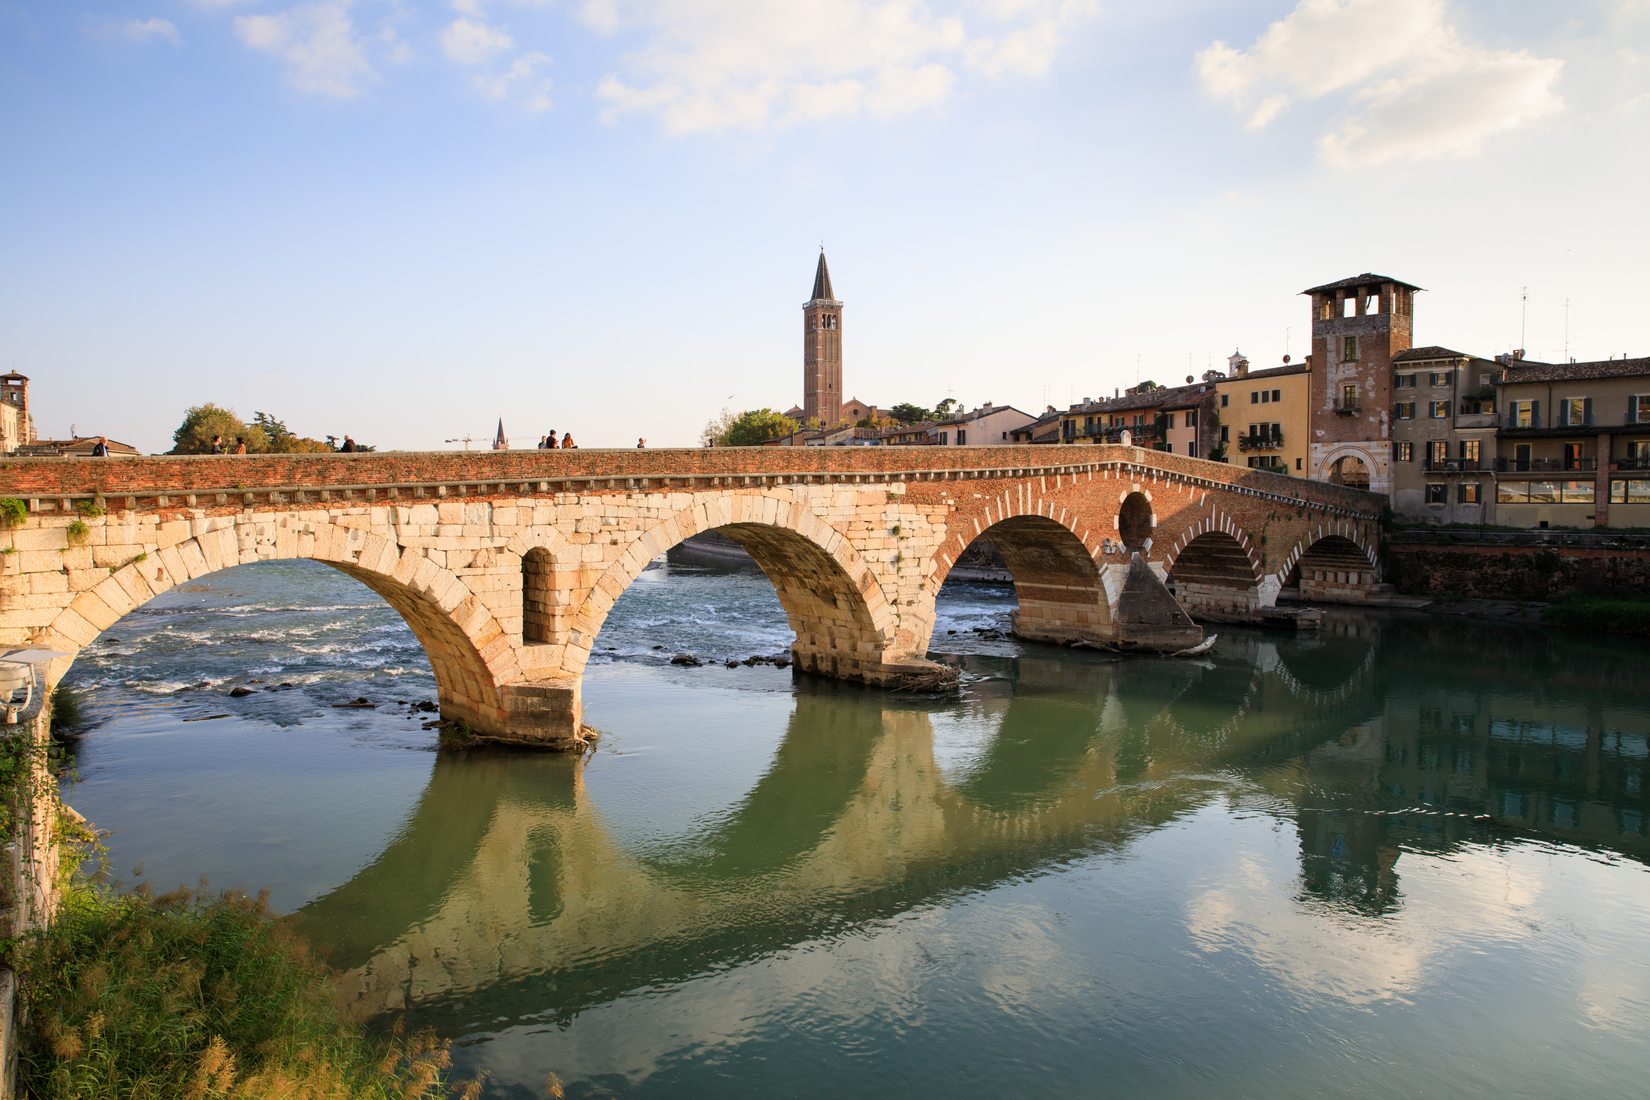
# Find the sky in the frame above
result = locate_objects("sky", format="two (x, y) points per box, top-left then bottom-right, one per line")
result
(1, 0), (1647, 453)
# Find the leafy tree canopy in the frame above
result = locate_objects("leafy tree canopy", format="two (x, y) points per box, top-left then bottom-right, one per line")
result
(702, 408), (800, 447)
(887, 403), (932, 424)
(170, 405), (366, 454)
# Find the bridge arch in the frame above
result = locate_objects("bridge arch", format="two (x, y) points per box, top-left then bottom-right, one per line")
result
(926, 491), (1112, 648)
(1164, 510), (1263, 620)
(43, 516), (512, 730)
(561, 493), (900, 683)
(1279, 524), (1380, 604)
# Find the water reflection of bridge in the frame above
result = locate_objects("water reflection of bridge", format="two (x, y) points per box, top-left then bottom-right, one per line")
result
(293, 618), (1650, 1025)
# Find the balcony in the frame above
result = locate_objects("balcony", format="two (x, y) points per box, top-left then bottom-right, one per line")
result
(1423, 458), (1483, 473)
(1237, 432), (1284, 452)
(1495, 457), (1598, 473)
(1613, 456), (1650, 471)
(1333, 400), (1359, 416)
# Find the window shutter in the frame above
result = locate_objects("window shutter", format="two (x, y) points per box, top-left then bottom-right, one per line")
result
(1532, 399), (1540, 427)
(1583, 398), (1593, 425)
(1559, 398), (1571, 425)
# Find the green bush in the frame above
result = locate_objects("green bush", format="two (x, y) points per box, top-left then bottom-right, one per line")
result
(75, 498), (106, 518)
(0, 497), (26, 528)
(12, 888), (472, 1099)
(65, 519), (89, 544)
(1542, 596), (1650, 639)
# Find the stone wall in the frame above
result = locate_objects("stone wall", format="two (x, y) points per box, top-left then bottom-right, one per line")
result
(0, 691), (61, 1100)
(1388, 539), (1650, 601)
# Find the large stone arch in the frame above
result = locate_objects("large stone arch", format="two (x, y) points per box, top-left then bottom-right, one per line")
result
(925, 491), (1113, 648)
(561, 492), (900, 683)
(1163, 509), (1263, 620)
(41, 515), (512, 730)
(1278, 522), (1381, 604)
(1316, 444), (1378, 490)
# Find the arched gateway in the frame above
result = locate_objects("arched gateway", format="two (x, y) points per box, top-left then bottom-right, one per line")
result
(0, 446), (1381, 748)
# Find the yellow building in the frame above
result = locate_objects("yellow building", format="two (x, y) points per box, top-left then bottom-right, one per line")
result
(1213, 357), (1310, 476)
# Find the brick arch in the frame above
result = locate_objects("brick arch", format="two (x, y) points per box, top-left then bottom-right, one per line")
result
(1276, 520), (1380, 580)
(926, 487), (1106, 595)
(560, 492), (898, 680)
(925, 489), (1114, 647)
(1162, 508), (1263, 580)
(41, 515), (511, 727)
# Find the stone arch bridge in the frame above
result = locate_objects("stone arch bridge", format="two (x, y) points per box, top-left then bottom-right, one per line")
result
(0, 446), (1381, 748)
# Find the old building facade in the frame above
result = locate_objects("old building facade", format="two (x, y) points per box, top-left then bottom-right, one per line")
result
(1387, 347), (1498, 523)
(1306, 273), (1419, 493)
(1215, 354), (1309, 476)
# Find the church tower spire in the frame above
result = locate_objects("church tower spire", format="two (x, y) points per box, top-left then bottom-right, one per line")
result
(803, 250), (843, 427)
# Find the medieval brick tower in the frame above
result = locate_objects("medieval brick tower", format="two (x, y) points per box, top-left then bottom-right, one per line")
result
(1305, 273), (1419, 494)
(803, 251), (843, 427)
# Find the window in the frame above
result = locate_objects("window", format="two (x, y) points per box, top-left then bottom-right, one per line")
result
(1633, 395), (1650, 424)
(1185, 409), (1198, 427)
(1460, 439), (1480, 463)
(1426, 483), (1447, 503)
(1251, 391), (1259, 404)
(1188, 440), (1199, 458)
(1342, 336), (1358, 361)
(1499, 482), (1530, 503)
(1342, 383), (1359, 409)
(1628, 440), (1650, 467)
(1610, 480), (1650, 504)
(1164, 413), (1175, 429)
(1396, 374), (1416, 388)
(1220, 426), (1229, 442)
(1343, 297), (1356, 318)
(1221, 393), (1229, 407)
(1459, 483), (1481, 504)
(1295, 457), (1302, 471)
(957, 429), (967, 445)
(939, 431), (949, 444)
(1393, 441), (1413, 462)
(1394, 401), (1416, 420)
(1163, 443), (1174, 454)
(1514, 443), (1532, 470)
(1271, 389), (1282, 402)
(1427, 440), (1447, 467)
(1429, 400), (1450, 418)
(1562, 442), (1585, 469)
(1430, 371), (1451, 386)
(1363, 293), (1379, 315)
(1558, 397), (1592, 426)
(1562, 480), (1595, 503)
(1511, 399), (1538, 428)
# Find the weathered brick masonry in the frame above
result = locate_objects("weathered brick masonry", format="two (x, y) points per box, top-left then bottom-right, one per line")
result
(0, 447), (1382, 747)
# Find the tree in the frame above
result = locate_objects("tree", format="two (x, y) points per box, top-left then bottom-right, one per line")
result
(934, 397), (958, 418)
(1135, 379), (1160, 393)
(170, 405), (266, 454)
(701, 408), (799, 447)
(887, 402), (932, 424)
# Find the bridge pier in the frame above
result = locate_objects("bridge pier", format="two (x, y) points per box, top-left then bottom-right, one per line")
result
(466, 681), (590, 751)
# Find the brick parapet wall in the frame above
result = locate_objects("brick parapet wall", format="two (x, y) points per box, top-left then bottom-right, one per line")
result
(0, 446), (1382, 517)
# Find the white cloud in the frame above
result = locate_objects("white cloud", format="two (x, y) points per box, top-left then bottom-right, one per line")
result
(442, 16), (514, 65)
(1196, 0), (1565, 168)
(591, 0), (1096, 134)
(90, 17), (181, 45)
(477, 50), (554, 111)
(236, 2), (375, 98)
(1319, 48), (1563, 167)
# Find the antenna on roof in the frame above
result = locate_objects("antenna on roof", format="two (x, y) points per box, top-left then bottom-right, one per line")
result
(1520, 286), (1528, 356)
(1563, 298), (1570, 364)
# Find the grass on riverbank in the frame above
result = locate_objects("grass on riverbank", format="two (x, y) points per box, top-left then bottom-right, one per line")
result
(1542, 595), (1650, 639)
(10, 886), (479, 1099)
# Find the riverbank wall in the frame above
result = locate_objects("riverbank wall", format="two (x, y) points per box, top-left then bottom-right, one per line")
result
(1387, 528), (1650, 601)
(0, 689), (62, 1099)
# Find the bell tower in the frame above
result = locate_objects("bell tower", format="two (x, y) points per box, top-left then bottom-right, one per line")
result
(803, 251), (843, 427)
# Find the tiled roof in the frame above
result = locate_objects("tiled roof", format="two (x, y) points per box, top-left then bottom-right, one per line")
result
(1301, 273), (1424, 295)
(935, 405), (1030, 426)
(1219, 363), (1308, 383)
(1070, 382), (1210, 416)
(1394, 346), (1472, 362)
(1493, 356), (1650, 385)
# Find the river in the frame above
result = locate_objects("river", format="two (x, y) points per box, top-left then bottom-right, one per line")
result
(57, 555), (1650, 1098)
